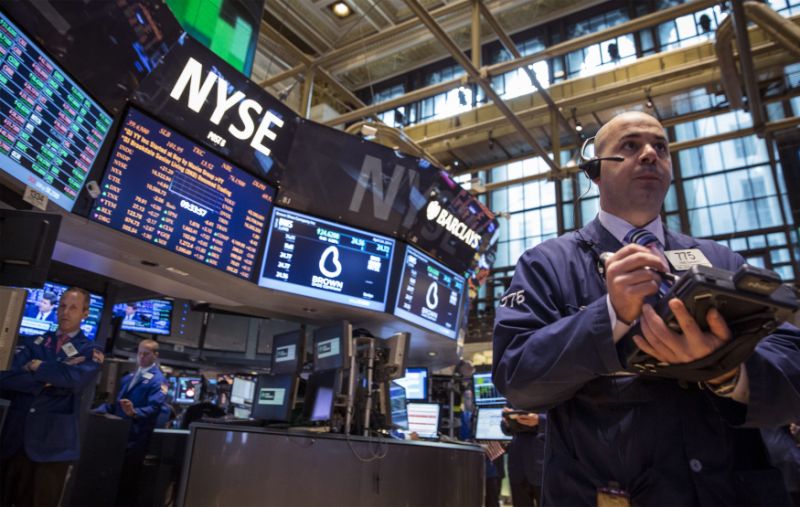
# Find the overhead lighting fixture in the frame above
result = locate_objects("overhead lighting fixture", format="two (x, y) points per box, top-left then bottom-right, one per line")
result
(571, 108), (583, 133)
(330, 1), (352, 18)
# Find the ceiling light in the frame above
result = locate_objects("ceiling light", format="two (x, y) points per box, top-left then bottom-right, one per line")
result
(330, 2), (352, 18)
(427, 351), (437, 357)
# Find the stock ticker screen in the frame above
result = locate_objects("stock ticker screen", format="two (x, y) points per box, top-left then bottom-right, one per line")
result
(258, 207), (395, 312)
(393, 245), (465, 339)
(91, 107), (275, 280)
(0, 12), (112, 211)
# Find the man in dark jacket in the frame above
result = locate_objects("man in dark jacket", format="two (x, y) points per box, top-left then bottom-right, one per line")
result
(502, 408), (547, 506)
(0, 287), (103, 506)
(493, 112), (800, 506)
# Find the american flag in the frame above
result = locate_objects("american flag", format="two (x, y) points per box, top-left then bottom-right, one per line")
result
(482, 440), (506, 461)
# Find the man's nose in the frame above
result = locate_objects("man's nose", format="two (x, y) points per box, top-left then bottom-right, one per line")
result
(640, 143), (658, 163)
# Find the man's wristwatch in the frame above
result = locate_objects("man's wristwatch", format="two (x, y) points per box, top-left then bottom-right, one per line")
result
(701, 369), (740, 397)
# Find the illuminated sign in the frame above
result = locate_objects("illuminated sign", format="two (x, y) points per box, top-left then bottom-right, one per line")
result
(424, 200), (481, 249)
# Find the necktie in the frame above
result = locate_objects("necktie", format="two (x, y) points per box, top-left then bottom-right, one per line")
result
(55, 333), (70, 353)
(624, 227), (672, 298)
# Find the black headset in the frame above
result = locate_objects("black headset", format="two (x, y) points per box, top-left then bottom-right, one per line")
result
(578, 136), (624, 180)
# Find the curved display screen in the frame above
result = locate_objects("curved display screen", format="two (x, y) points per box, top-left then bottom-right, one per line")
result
(0, 12), (112, 211)
(258, 207), (395, 312)
(91, 106), (275, 280)
(392, 245), (466, 339)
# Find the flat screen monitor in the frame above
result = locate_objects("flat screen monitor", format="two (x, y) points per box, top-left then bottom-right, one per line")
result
(406, 402), (439, 439)
(175, 376), (202, 405)
(252, 373), (296, 422)
(475, 407), (512, 441)
(271, 329), (304, 375)
(113, 299), (173, 335)
(392, 245), (466, 339)
(232, 406), (251, 419)
(231, 376), (256, 406)
(313, 322), (351, 372)
(303, 369), (338, 422)
(0, 12), (113, 211)
(166, 376), (179, 399)
(389, 382), (408, 430)
(18, 281), (104, 340)
(90, 106), (276, 281)
(395, 367), (428, 401)
(0, 210), (61, 287)
(473, 372), (506, 406)
(257, 207), (395, 312)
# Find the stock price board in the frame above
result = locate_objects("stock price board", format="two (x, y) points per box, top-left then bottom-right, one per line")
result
(92, 107), (275, 280)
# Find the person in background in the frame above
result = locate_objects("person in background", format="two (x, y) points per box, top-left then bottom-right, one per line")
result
(0, 287), (104, 507)
(122, 303), (139, 325)
(502, 408), (547, 506)
(25, 291), (58, 323)
(94, 339), (167, 506)
(493, 111), (800, 506)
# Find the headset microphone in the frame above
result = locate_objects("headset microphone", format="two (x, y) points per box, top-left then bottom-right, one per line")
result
(578, 137), (624, 180)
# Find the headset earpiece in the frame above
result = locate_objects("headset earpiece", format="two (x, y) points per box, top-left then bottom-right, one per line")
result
(579, 159), (602, 180)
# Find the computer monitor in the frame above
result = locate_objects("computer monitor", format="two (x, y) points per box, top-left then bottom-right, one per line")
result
(388, 382), (408, 430)
(233, 406), (252, 419)
(175, 377), (202, 405)
(231, 376), (256, 406)
(0, 211), (61, 287)
(406, 402), (440, 439)
(382, 332), (409, 381)
(395, 367), (428, 401)
(165, 376), (179, 400)
(312, 322), (352, 372)
(113, 299), (173, 335)
(18, 281), (105, 340)
(252, 374), (297, 423)
(474, 407), (512, 441)
(271, 329), (304, 375)
(473, 372), (506, 406)
(303, 369), (339, 422)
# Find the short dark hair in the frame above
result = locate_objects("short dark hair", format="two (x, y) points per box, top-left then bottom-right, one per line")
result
(41, 291), (57, 304)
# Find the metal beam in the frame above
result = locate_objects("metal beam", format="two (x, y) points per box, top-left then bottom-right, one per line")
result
(731, 0), (765, 134)
(323, 0), (719, 126)
(476, 1), (578, 145)
(402, 0), (560, 173)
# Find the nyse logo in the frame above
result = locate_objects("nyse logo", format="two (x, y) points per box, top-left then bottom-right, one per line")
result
(169, 57), (284, 157)
(425, 201), (481, 249)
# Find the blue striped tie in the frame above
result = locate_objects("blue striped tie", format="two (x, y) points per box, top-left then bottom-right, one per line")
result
(624, 227), (672, 298)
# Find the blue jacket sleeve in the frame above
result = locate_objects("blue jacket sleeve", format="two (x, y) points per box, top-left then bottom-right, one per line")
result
(0, 370), (43, 394)
(93, 402), (116, 415)
(132, 382), (167, 420)
(492, 246), (624, 412)
(10, 339), (34, 370)
(32, 349), (101, 390)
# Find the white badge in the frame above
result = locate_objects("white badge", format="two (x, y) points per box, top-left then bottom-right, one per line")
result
(143, 372), (154, 380)
(62, 342), (79, 357)
(34, 336), (44, 345)
(664, 249), (712, 271)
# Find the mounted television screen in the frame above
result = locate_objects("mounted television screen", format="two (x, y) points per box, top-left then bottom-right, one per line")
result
(0, 12), (113, 211)
(271, 329), (304, 375)
(231, 376), (256, 406)
(91, 106), (276, 281)
(393, 245), (466, 339)
(113, 299), (173, 336)
(406, 402), (439, 439)
(473, 372), (506, 406)
(313, 322), (352, 372)
(18, 281), (104, 340)
(389, 382), (408, 430)
(252, 373), (296, 422)
(474, 407), (511, 441)
(175, 376), (202, 404)
(258, 207), (395, 312)
(395, 367), (428, 401)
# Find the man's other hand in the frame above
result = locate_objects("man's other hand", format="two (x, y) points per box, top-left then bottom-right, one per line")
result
(25, 359), (42, 372)
(120, 398), (136, 417)
(633, 299), (732, 364)
(605, 244), (667, 324)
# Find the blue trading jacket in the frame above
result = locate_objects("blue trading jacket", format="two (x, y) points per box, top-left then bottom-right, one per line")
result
(94, 366), (167, 450)
(0, 330), (102, 462)
(493, 218), (800, 506)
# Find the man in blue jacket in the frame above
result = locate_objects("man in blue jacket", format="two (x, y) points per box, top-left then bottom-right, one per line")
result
(94, 338), (167, 506)
(0, 287), (104, 506)
(493, 111), (800, 506)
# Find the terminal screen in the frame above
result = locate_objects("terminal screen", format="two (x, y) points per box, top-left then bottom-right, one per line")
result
(0, 12), (112, 211)
(473, 372), (506, 406)
(406, 402), (439, 439)
(113, 299), (173, 335)
(231, 376), (256, 406)
(475, 407), (511, 441)
(18, 281), (104, 340)
(258, 207), (395, 312)
(394, 367), (428, 401)
(176, 377), (202, 405)
(91, 106), (275, 280)
(393, 245), (466, 339)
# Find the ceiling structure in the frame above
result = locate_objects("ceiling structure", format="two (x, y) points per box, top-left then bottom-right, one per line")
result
(255, 0), (800, 181)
